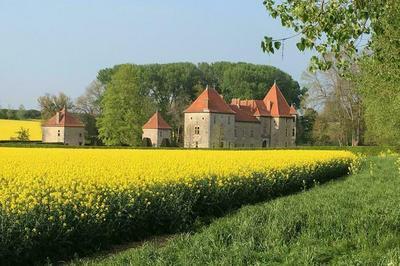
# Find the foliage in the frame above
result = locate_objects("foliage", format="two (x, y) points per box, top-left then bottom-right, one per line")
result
(97, 65), (154, 146)
(14, 127), (30, 141)
(0, 148), (356, 264)
(0, 119), (41, 141)
(0, 108), (40, 120)
(96, 62), (304, 146)
(356, 2), (400, 146)
(74, 81), (105, 145)
(303, 56), (364, 146)
(296, 108), (317, 145)
(262, 0), (386, 71)
(37, 92), (74, 120)
(79, 156), (399, 265)
(16, 105), (26, 120)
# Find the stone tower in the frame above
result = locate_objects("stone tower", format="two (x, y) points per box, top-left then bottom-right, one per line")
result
(142, 111), (172, 147)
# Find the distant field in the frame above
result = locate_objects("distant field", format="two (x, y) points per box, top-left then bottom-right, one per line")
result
(0, 119), (42, 141)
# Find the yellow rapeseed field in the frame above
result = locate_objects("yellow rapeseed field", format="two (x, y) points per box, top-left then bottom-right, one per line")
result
(0, 119), (42, 140)
(0, 148), (357, 262)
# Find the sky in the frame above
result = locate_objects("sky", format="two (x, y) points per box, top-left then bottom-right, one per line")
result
(0, 0), (313, 109)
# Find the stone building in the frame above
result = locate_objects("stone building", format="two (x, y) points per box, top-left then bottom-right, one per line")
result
(42, 107), (85, 146)
(184, 83), (297, 148)
(142, 111), (172, 147)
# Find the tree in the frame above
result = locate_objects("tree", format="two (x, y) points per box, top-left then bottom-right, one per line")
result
(16, 105), (26, 120)
(302, 56), (364, 146)
(97, 64), (154, 146)
(356, 2), (400, 145)
(262, 0), (386, 71)
(296, 108), (318, 145)
(74, 80), (105, 145)
(6, 106), (16, 120)
(15, 127), (30, 141)
(37, 92), (74, 120)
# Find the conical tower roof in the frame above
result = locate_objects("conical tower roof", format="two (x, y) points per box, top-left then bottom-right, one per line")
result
(184, 87), (235, 114)
(263, 83), (292, 117)
(142, 112), (172, 129)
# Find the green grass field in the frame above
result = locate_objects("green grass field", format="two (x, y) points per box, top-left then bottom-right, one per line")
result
(73, 155), (400, 265)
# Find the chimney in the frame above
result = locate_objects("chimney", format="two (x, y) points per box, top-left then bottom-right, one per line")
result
(55, 111), (59, 124)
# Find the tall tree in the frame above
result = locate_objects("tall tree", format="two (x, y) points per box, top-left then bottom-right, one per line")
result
(303, 56), (364, 146)
(97, 64), (153, 146)
(37, 92), (74, 120)
(356, 2), (400, 145)
(74, 80), (105, 145)
(16, 105), (26, 120)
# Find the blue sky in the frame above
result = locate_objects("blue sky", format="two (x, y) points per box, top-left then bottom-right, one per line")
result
(0, 0), (313, 109)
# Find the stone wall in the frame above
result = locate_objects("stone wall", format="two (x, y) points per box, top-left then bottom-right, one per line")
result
(42, 126), (85, 146)
(184, 113), (211, 148)
(209, 113), (236, 148)
(64, 127), (85, 146)
(184, 112), (296, 149)
(270, 117), (296, 147)
(42, 126), (65, 143)
(142, 128), (171, 147)
(234, 121), (262, 148)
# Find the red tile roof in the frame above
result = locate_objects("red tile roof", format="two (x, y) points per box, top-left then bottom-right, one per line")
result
(263, 83), (292, 117)
(229, 104), (260, 123)
(143, 112), (172, 129)
(42, 107), (84, 127)
(186, 83), (293, 120)
(184, 87), (235, 114)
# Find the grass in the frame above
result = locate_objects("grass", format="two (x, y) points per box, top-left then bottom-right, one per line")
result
(73, 155), (400, 265)
(0, 119), (42, 141)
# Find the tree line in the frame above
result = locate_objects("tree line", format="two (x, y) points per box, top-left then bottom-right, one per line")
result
(37, 62), (305, 146)
(0, 106), (41, 120)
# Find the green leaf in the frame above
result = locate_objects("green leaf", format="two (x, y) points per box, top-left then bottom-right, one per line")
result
(274, 41), (281, 50)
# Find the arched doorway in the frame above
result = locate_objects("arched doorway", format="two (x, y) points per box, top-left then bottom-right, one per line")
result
(262, 140), (267, 147)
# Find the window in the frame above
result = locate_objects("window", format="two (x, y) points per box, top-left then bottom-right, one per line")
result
(195, 141), (198, 148)
(57, 130), (60, 137)
(79, 133), (82, 137)
(250, 130), (254, 137)
(79, 142), (82, 146)
(214, 116), (217, 124)
(202, 117), (205, 120)
(159, 131), (162, 137)
(190, 117), (193, 120)
(194, 126), (200, 135)
(286, 128), (288, 136)
(292, 128), (296, 137)
(293, 117), (295, 123)
(228, 116), (231, 125)
(234, 128), (237, 137)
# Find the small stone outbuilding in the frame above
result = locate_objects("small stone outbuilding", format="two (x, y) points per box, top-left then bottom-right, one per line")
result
(142, 112), (172, 147)
(42, 107), (85, 146)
